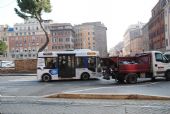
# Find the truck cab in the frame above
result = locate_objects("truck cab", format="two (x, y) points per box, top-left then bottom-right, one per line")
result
(150, 51), (170, 80)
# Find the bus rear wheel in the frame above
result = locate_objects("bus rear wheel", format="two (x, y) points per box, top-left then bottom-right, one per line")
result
(81, 73), (90, 80)
(42, 74), (51, 82)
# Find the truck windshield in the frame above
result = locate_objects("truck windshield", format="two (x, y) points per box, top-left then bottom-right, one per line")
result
(155, 53), (169, 63)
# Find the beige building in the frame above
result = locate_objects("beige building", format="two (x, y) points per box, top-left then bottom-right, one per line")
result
(74, 22), (107, 57)
(123, 22), (145, 56)
(109, 41), (123, 57)
(142, 23), (150, 52)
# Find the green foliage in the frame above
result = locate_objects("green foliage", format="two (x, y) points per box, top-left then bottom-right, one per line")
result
(14, 0), (51, 21)
(0, 40), (7, 55)
(14, 0), (52, 52)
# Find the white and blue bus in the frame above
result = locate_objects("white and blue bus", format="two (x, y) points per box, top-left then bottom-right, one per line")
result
(37, 49), (101, 82)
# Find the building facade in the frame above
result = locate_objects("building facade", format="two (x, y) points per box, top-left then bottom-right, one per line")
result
(164, 0), (170, 51)
(49, 23), (75, 51)
(74, 22), (107, 57)
(123, 22), (145, 56)
(142, 23), (150, 52)
(8, 18), (52, 59)
(6, 19), (107, 59)
(109, 41), (123, 57)
(148, 0), (166, 51)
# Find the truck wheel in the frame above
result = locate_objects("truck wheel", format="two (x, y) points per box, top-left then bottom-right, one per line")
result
(42, 74), (51, 82)
(166, 71), (170, 81)
(126, 73), (137, 84)
(117, 78), (125, 84)
(81, 73), (90, 80)
(117, 77), (125, 84)
(151, 77), (156, 82)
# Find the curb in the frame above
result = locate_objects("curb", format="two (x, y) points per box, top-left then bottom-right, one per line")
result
(45, 93), (170, 100)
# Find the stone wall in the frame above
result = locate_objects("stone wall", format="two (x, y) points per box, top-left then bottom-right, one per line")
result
(0, 59), (37, 74)
(15, 59), (37, 73)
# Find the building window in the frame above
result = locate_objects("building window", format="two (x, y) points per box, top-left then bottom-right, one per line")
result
(166, 39), (169, 46)
(165, 9), (167, 17)
(88, 32), (90, 35)
(12, 54), (15, 58)
(20, 54), (23, 58)
(59, 38), (63, 42)
(52, 46), (54, 49)
(66, 38), (70, 42)
(165, 24), (167, 32)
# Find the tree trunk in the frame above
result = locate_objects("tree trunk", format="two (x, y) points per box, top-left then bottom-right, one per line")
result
(37, 20), (49, 52)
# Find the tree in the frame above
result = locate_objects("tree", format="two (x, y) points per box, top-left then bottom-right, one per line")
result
(0, 40), (7, 55)
(14, 0), (52, 52)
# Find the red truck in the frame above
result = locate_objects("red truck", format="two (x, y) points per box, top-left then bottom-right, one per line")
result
(101, 51), (170, 84)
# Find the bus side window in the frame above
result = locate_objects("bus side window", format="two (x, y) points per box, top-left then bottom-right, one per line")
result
(76, 57), (83, 68)
(88, 57), (96, 72)
(53, 58), (58, 68)
(45, 58), (57, 69)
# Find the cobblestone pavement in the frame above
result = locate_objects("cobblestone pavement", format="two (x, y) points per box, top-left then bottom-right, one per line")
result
(1, 97), (170, 114)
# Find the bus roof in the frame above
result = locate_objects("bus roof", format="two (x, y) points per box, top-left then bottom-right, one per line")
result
(38, 49), (100, 57)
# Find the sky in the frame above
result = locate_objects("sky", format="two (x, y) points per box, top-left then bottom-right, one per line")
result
(0, 0), (159, 51)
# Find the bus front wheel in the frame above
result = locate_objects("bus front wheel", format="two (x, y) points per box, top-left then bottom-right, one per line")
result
(42, 74), (51, 82)
(81, 73), (90, 80)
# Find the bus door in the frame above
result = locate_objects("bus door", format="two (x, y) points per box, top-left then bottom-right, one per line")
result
(58, 54), (75, 78)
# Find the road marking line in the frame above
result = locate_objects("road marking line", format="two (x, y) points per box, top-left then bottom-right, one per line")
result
(0, 95), (41, 98)
(8, 77), (36, 82)
(64, 87), (113, 93)
(64, 82), (159, 93)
